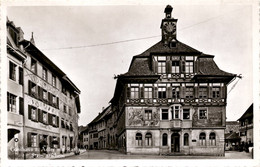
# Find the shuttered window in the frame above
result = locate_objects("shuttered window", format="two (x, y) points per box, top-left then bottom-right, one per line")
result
(9, 61), (16, 81)
(158, 87), (166, 98)
(158, 61), (166, 74)
(7, 92), (16, 113)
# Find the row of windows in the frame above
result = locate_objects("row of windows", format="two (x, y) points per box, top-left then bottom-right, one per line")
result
(30, 58), (74, 99)
(61, 119), (73, 131)
(157, 60), (194, 74)
(161, 107), (207, 120)
(28, 105), (59, 127)
(28, 80), (59, 109)
(30, 58), (57, 88)
(135, 132), (216, 147)
(128, 86), (221, 99)
(27, 132), (60, 148)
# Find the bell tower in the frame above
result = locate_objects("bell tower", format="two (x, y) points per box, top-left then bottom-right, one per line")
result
(160, 5), (178, 46)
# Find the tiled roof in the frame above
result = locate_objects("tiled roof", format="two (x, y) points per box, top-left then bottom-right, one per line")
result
(137, 40), (202, 57)
(197, 55), (236, 76)
(122, 57), (155, 76)
(238, 104), (253, 121)
(89, 105), (111, 124)
(225, 132), (240, 140)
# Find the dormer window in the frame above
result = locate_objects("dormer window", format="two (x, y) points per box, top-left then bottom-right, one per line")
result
(9, 27), (18, 45)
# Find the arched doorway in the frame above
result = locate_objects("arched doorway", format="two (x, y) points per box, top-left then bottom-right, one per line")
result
(171, 133), (180, 152)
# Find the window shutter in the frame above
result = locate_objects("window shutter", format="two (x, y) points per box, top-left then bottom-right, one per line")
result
(7, 92), (10, 111)
(38, 109), (42, 123)
(194, 86), (198, 98)
(19, 97), (24, 115)
(221, 86), (226, 98)
(194, 60), (198, 73)
(140, 87), (144, 98)
(181, 61), (186, 73)
(154, 61), (158, 74)
(167, 87), (172, 98)
(35, 109), (39, 122)
(48, 92), (51, 105)
(48, 113), (52, 126)
(19, 67), (23, 85)
(166, 57), (171, 73)
(208, 86), (212, 98)
(126, 87), (131, 99)
(28, 80), (32, 95)
(37, 86), (40, 100)
(57, 97), (59, 109)
(9, 61), (12, 79)
(180, 85), (186, 98)
(28, 105), (32, 120)
(27, 132), (31, 147)
(57, 137), (60, 148)
(56, 116), (59, 128)
(153, 87), (158, 98)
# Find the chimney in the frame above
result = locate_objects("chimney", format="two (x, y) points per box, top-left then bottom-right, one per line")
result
(30, 32), (35, 45)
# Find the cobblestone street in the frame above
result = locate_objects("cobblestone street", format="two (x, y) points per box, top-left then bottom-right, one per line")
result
(57, 150), (253, 159)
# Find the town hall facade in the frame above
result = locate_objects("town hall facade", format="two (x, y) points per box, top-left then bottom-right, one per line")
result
(110, 5), (236, 156)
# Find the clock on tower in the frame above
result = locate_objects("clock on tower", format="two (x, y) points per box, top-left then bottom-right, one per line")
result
(160, 5), (178, 46)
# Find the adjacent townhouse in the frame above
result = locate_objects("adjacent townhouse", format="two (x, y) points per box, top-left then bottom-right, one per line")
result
(7, 19), (27, 159)
(6, 19), (81, 158)
(238, 104), (253, 146)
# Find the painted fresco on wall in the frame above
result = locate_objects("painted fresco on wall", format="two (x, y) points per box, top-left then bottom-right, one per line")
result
(128, 107), (144, 126)
(128, 107), (160, 126)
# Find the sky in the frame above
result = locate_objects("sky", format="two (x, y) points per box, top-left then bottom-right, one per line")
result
(5, 1), (254, 126)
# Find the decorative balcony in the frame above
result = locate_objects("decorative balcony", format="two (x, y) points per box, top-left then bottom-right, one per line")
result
(170, 119), (182, 129)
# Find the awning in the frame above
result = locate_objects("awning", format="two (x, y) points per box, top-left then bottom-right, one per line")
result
(8, 128), (20, 142)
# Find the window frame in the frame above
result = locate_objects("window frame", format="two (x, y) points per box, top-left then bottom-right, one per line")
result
(172, 87), (180, 99)
(158, 87), (166, 99)
(144, 109), (152, 120)
(184, 133), (189, 146)
(172, 61), (180, 73)
(199, 87), (208, 98)
(31, 58), (37, 74)
(9, 61), (17, 81)
(199, 132), (206, 146)
(161, 109), (169, 120)
(162, 133), (168, 146)
(42, 67), (48, 81)
(183, 108), (190, 120)
(199, 108), (208, 119)
(7, 92), (17, 113)
(144, 87), (153, 99)
(145, 133), (152, 146)
(130, 87), (139, 99)
(52, 74), (56, 87)
(185, 61), (194, 74)
(185, 87), (194, 99)
(209, 132), (216, 146)
(158, 61), (166, 74)
(135, 133), (142, 146)
(212, 87), (220, 98)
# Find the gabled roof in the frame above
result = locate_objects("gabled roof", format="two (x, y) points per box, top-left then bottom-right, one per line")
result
(20, 39), (80, 94)
(89, 105), (111, 125)
(238, 103), (253, 121)
(137, 40), (202, 57)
